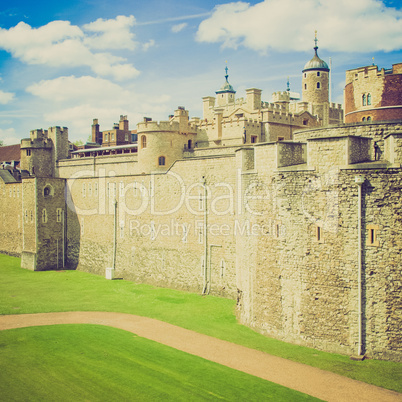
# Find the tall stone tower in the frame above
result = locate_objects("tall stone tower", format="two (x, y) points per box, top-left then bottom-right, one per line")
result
(302, 33), (330, 125)
(216, 66), (236, 107)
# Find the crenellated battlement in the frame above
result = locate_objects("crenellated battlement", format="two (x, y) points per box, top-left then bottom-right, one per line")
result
(137, 119), (181, 133)
(48, 126), (68, 135)
(271, 91), (291, 103)
(344, 64), (402, 85)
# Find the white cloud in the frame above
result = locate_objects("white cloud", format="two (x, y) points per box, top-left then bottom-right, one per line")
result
(196, 0), (402, 53)
(142, 39), (155, 51)
(24, 75), (172, 142)
(26, 76), (131, 104)
(0, 90), (15, 104)
(0, 128), (20, 145)
(172, 23), (188, 33)
(0, 17), (140, 81)
(83, 15), (137, 50)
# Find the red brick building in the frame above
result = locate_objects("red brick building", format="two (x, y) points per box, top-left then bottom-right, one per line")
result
(344, 63), (402, 123)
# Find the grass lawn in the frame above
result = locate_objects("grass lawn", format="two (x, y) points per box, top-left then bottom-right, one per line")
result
(0, 324), (320, 401)
(1, 253), (401, 394)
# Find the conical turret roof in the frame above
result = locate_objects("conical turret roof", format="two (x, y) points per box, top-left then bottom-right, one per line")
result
(303, 33), (329, 72)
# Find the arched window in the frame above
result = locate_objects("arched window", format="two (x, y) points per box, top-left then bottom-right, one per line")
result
(43, 185), (53, 198)
(317, 72), (320, 77)
(362, 94), (366, 106)
(367, 116), (372, 121)
(362, 117), (366, 121)
(42, 209), (47, 223)
(304, 83), (307, 90)
(188, 140), (192, 149)
(158, 156), (165, 166)
(141, 135), (147, 149)
(367, 93), (371, 105)
(317, 82), (321, 89)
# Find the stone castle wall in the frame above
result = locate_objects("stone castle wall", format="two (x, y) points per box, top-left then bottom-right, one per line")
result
(65, 154), (239, 298)
(0, 181), (22, 256)
(236, 157), (402, 360)
(2, 120), (402, 361)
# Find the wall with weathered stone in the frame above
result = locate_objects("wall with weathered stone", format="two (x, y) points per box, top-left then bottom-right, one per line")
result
(21, 178), (37, 269)
(35, 178), (67, 270)
(235, 164), (402, 361)
(65, 154), (239, 298)
(0, 180), (22, 256)
(294, 122), (402, 162)
(58, 154), (139, 178)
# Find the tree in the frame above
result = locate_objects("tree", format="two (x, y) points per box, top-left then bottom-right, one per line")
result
(0, 140), (3, 146)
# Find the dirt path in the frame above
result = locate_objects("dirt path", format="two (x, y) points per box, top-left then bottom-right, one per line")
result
(0, 311), (401, 402)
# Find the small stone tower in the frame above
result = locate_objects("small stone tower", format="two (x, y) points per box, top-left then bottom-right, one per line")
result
(302, 32), (330, 125)
(216, 66), (236, 107)
(137, 107), (197, 173)
(20, 129), (54, 177)
(20, 127), (69, 178)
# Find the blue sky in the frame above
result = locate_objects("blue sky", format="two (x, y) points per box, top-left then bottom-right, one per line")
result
(0, 0), (401, 144)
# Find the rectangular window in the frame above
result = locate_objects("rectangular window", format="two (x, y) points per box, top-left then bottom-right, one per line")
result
(88, 183), (92, 197)
(30, 211), (33, 223)
(94, 182), (98, 197)
(111, 133), (115, 141)
(120, 182), (125, 196)
(367, 224), (380, 247)
(56, 208), (62, 223)
(316, 225), (324, 243)
(251, 136), (257, 144)
(82, 183), (86, 198)
(81, 218), (84, 235)
(26, 149), (31, 156)
(42, 209), (47, 224)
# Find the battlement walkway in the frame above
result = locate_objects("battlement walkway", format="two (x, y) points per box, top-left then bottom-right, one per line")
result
(1, 311), (401, 402)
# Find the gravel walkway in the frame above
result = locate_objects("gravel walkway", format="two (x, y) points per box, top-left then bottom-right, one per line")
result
(0, 311), (401, 402)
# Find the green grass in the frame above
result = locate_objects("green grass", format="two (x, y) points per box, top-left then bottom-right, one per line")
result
(1, 254), (401, 393)
(0, 325), (319, 401)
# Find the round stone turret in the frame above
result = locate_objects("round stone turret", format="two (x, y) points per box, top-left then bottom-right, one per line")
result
(302, 33), (329, 106)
